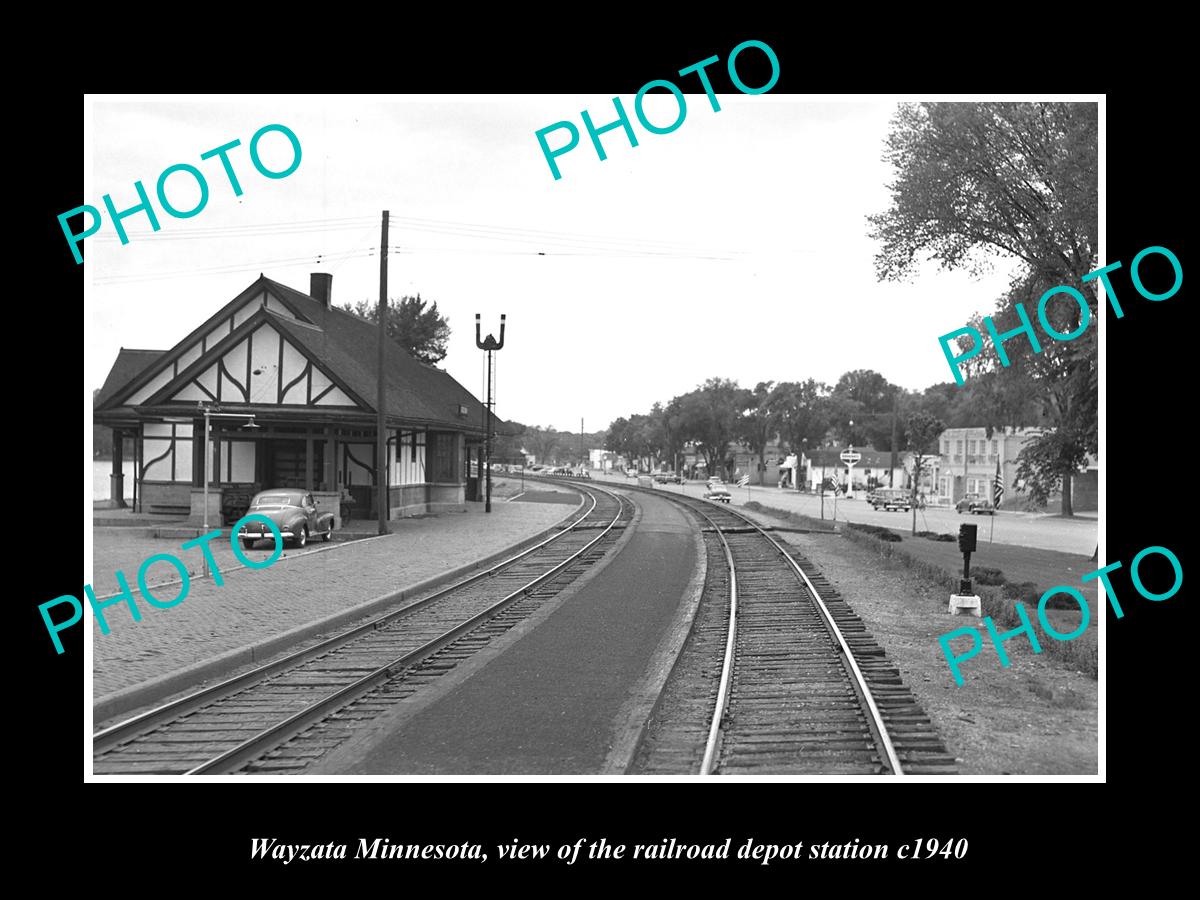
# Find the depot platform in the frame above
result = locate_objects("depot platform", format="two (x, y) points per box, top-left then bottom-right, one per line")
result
(92, 492), (580, 722)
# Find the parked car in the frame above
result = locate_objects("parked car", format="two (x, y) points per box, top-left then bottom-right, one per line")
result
(239, 488), (335, 549)
(956, 493), (996, 515)
(870, 488), (912, 512)
(704, 484), (732, 503)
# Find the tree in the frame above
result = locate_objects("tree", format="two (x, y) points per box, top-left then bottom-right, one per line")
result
(523, 426), (562, 467)
(771, 379), (831, 465)
(739, 381), (779, 485)
(492, 421), (527, 464)
(341, 295), (451, 364)
(869, 101), (1097, 516)
(868, 102), (1097, 286)
(905, 411), (945, 535)
(674, 378), (752, 480)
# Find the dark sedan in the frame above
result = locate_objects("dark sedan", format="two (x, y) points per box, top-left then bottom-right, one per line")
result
(239, 489), (335, 549)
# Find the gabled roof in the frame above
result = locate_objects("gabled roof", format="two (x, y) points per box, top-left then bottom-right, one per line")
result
(94, 349), (165, 408)
(94, 274), (489, 433)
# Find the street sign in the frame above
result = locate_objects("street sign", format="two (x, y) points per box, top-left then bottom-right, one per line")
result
(840, 450), (862, 464)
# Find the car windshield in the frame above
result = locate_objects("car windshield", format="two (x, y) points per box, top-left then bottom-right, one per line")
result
(252, 493), (301, 509)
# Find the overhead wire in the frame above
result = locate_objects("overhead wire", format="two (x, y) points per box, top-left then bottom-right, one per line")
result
(90, 211), (742, 284)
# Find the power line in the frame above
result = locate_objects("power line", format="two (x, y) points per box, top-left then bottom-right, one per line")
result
(91, 212), (745, 257)
(93, 247), (379, 285)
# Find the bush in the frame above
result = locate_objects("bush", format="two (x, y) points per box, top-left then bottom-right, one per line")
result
(916, 531), (956, 542)
(840, 524), (1096, 678)
(972, 566), (1007, 586)
(847, 522), (901, 542)
(1001, 580), (1080, 609)
(1001, 580), (1041, 602)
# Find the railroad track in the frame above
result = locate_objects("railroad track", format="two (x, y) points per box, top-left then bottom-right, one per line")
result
(621, 483), (956, 776)
(92, 484), (633, 775)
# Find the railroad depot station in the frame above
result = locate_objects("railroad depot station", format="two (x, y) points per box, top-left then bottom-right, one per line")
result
(94, 273), (491, 527)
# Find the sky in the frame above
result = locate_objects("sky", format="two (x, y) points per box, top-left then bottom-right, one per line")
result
(84, 95), (1024, 434)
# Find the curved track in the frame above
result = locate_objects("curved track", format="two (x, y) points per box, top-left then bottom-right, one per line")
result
(612, 480), (955, 776)
(93, 483), (632, 775)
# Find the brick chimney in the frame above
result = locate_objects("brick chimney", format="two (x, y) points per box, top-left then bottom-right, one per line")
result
(310, 272), (333, 309)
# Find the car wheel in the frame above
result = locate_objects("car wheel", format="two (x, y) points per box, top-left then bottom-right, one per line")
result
(295, 526), (307, 548)
(242, 538), (256, 551)
(323, 520), (333, 542)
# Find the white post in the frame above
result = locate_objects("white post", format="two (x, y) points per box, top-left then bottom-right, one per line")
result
(202, 404), (211, 577)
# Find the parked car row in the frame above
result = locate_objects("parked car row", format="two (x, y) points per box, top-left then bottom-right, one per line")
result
(868, 488), (913, 512)
(956, 493), (996, 515)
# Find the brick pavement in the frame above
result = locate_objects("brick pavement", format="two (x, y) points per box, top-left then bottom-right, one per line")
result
(91, 499), (577, 698)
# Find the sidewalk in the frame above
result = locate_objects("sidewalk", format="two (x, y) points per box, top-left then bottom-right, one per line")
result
(92, 498), (578, 703)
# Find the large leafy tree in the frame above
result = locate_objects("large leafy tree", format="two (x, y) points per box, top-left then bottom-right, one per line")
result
(868, 101), (1098, 516)
(674, 378), (752, 480)
(524, 425), (563, 467)
(771, 379), (831, 457)
(868, 102), (1097, 285)
(341, 295), (452, 365)
(830, 370), (906, 451)
(739, 381), (780, 485)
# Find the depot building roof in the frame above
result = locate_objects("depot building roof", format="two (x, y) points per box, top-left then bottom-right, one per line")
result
(95, 273), (493, 435)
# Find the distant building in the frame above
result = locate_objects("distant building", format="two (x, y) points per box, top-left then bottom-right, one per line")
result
(589, 449), (617, 471)
(729, 439), (788, 485)
(936, 426), (1039, 505)
(802, 448), (907, 493)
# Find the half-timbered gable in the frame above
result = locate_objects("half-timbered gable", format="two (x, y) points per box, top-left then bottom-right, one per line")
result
(95, 273), (489, 525)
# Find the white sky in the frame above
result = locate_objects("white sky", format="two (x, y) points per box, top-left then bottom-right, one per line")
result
(85, 95), (1023, 433)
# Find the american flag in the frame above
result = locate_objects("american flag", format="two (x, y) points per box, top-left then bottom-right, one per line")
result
(993, 459), (1004, 508)
(737, 474), (750, 487)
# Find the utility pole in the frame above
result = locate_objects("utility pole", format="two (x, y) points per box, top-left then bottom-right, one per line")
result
(376, 210), (389, 535)
(580, 417), (584, 470)
(476, 314), (506, 512)
(890, 391), (899, 488)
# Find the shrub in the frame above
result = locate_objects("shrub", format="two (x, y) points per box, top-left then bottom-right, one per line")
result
(1002, 580), (1080, 609)
(847, 522), (901, 542)
(916, 531), (956, 542)
(840, 521), (1096, 678)
(972, 566), (1007, 586)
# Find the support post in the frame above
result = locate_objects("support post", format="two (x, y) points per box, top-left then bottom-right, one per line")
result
(376, 210), (390, 535)
(109, 428), (127, 508)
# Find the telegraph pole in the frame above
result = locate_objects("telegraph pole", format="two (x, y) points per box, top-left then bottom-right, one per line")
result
(376, 210), (389, 535)
(580, 417), (584, 470)
(890, 392), (899, 488)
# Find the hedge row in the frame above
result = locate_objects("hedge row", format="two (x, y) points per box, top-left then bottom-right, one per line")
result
(840, 524), (1097, 678)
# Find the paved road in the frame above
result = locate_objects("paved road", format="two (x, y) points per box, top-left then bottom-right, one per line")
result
(329, 489), (697, 774)
(592, 473), (1097, 556)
